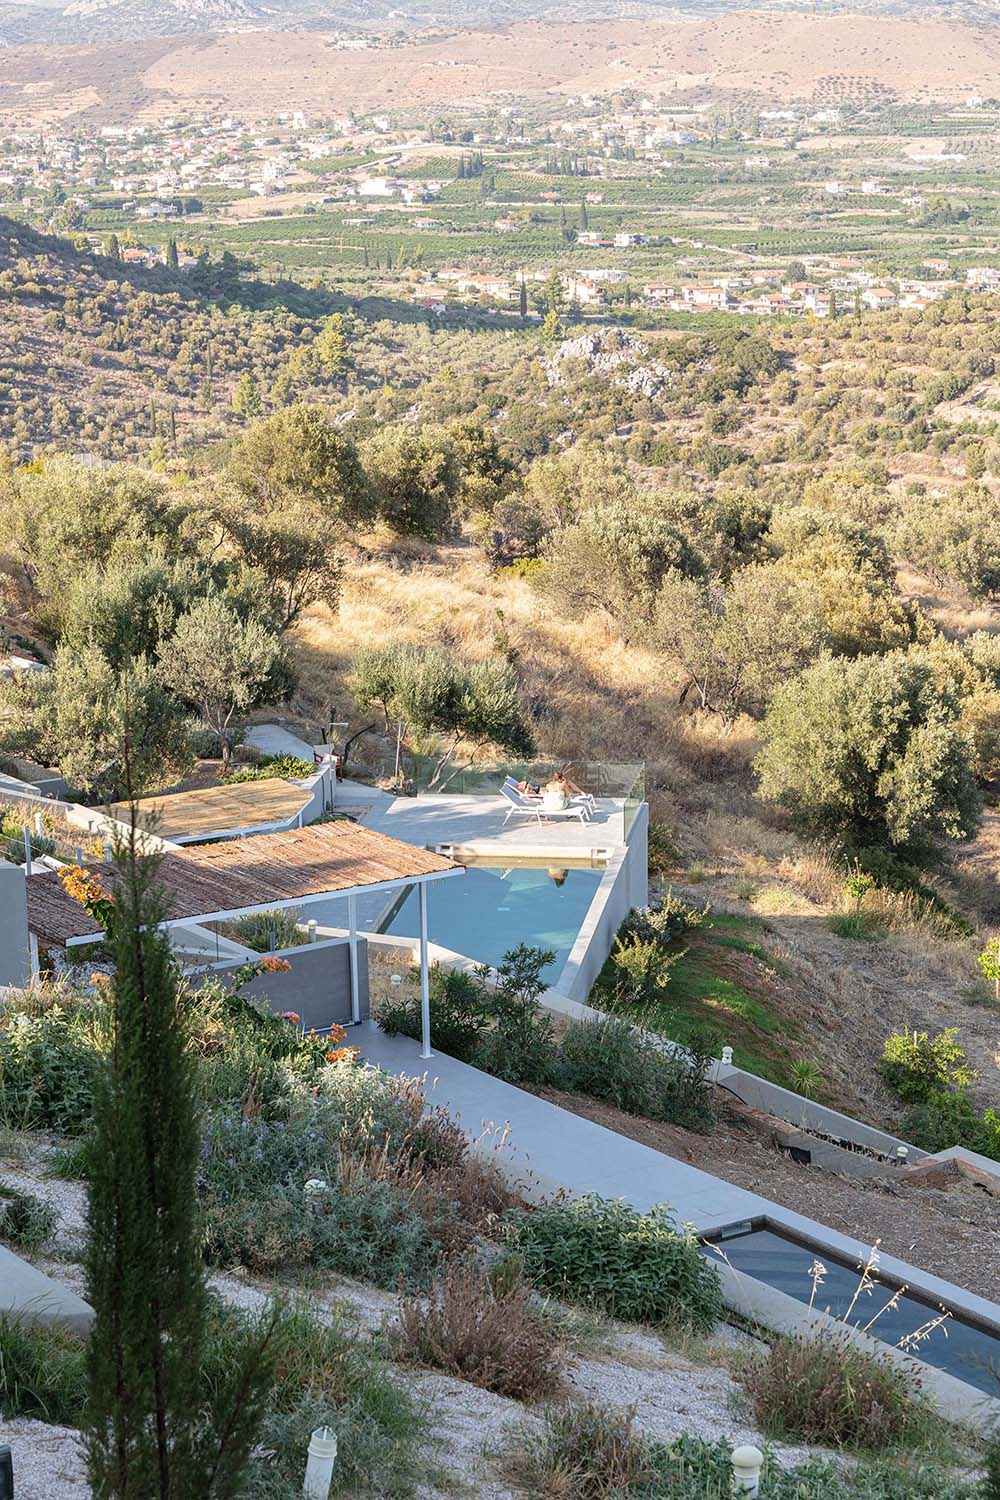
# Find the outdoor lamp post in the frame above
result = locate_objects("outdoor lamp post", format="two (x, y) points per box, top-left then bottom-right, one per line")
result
(0, 1442), (13, 1500)
(303, 1425), (337, 1498)
(731, 1444), (763, 1495)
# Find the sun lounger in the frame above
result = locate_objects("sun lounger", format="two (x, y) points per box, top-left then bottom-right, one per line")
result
(500, 783), (589, 826)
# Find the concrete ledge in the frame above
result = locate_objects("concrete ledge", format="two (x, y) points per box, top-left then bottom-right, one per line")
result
(0, 1246), (93, 1333)
(713, 1064), (926, 1161)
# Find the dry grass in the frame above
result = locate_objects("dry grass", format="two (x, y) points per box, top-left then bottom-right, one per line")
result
(390, 1258), (565, 1400)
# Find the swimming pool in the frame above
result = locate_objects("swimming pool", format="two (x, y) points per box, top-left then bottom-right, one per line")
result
(707, 1225), (1000, 1396)
(379, 861), (605, 982)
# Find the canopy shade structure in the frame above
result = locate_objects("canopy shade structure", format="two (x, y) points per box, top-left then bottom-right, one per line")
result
(25, 820), (461, 949)
(108, 778), (312, 843)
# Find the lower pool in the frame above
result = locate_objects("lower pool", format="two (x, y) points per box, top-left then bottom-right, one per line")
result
(707, 1225), (1000, 1395)
(379, 861), (605, 982)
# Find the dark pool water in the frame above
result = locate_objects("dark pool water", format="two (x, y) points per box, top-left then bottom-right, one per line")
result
(705, 1226), (1000, 1396)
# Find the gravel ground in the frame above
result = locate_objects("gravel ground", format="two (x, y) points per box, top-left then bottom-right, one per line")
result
(2, 1418), (88, 1500)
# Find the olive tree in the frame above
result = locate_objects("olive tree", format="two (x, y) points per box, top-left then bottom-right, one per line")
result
(352, 642), (534, 787)
(756, 651), (980, 853)
(360, 423), (461, 540)
(653, 564), (825, 722)
(540, 504), (704, 642)
(159, 598), (289, 768)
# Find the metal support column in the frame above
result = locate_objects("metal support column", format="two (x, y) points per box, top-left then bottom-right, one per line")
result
(419, 882), (432, 1059)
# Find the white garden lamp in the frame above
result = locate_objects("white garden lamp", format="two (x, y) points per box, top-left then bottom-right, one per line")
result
(731, 1444), (763, 1495)
(303, 1425), (337, 1499)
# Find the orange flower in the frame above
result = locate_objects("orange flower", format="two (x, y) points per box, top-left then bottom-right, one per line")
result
(259, 955), (291, 974)
(325, 1045), (360, 1064)
(89, 972), (111, 989)
(59, 866), (114, 922)
(278, 1010), (301, 1024)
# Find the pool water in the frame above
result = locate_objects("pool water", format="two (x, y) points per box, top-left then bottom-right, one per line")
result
(707, 1226), (1000, 1395)
(381, 863), (604, 982)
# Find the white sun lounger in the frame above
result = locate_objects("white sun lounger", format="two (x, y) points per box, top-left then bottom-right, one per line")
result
(500, 782), (589, 827)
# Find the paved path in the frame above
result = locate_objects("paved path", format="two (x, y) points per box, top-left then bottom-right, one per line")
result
(243, 723), (315, 761)
(360, 1023), (1000, 1333)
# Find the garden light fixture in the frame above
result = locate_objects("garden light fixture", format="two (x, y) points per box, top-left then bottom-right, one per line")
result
(303, 1425), (337, 1498)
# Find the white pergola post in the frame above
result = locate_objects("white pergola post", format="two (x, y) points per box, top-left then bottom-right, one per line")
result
(347, 893), (360, 1025)
(418, 881), (432, 1059)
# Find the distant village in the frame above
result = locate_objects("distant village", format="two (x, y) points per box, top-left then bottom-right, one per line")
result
(3, 91), (1000, 320)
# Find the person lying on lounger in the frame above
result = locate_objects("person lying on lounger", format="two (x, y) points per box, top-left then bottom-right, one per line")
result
(514, 779), (542, 797)
(544, 771), (583, 798)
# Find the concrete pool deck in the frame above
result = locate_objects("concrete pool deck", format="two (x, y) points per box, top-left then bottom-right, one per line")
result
(357, 790), (627, 856)
(360, 1022), (1000, 1428)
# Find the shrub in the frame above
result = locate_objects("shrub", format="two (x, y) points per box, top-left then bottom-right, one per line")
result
(0, 1183), (58, 1251)
(610, 935), (677, 1006)
(233, 906), (304, 953)
(391, 1258), (563, 1399)
(508, 1398), (654, 1500)
(513, 1195), (721, 1330)
(647, 821), (681, 877)
(377, 966), (490, 1063)
(740, 1328), (937, 1452)
(642, 1434), (974, 1500)
(222, 753), (315, 784)
(0, 1316), (87, 1423)
(619, 892), (707, 947)
(880, 1028), (975, 1103)
(0, 1006), (99, 1134)
(377, 945), (560, 1088)
(900, 1088), (989, 1155)
(560, 1018), (713, 1133)
(472, 944), (561, 1087)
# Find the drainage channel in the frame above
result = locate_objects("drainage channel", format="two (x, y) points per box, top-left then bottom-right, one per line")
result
(702, 1222), (1000, 1397)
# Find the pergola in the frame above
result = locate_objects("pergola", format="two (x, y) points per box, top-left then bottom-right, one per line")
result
(25, 821), (465, 1059)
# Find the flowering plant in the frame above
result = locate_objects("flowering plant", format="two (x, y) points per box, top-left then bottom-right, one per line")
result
(324, 1021), (360, 1064)
(59, 866), (116, 929)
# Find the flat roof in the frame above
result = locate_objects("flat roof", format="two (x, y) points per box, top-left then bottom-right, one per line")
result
(26, 820), (461, 948)
(109, 778), (312, 842)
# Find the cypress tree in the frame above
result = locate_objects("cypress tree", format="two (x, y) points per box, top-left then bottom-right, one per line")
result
(519, 278), (528, 319)
(166, 238), (179, 270)
(76, 794), (277, 1499)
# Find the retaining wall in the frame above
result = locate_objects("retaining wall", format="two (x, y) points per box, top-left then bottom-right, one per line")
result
(202, 936), (369, 1032)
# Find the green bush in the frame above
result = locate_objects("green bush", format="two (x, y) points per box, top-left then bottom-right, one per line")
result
(900, 1088), (990, 1155)
(619, 892), (707, 947)
(881, 1028), (975, 1103)
(513, 1195), (721, 1330)
(377, 944), (560, 1088)
(560, 1018), (713, 1133)
(0, 1316), (87, 1423)
(377, 966), (490, 1064)
(0, 1006), (99, 1134)
(222, 753), (315, 784)
(648, 1434), (974, 1499)
(233, 907), (304, 953)
(207, 1298), (427, 1500)
(610, 935), (677, 1006)
(0, 1183), (58, 1251)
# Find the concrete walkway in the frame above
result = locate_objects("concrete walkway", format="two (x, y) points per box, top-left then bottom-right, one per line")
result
(242, 723), (315, 761)
(360, 1023), (1000, 1336)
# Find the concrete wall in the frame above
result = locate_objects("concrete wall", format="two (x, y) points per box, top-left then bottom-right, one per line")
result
(555, 801), (648, 1004)
(712, 1063), (927, 1160)
(0, 862), (30, 988)
(204, 936), (369, 1033)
